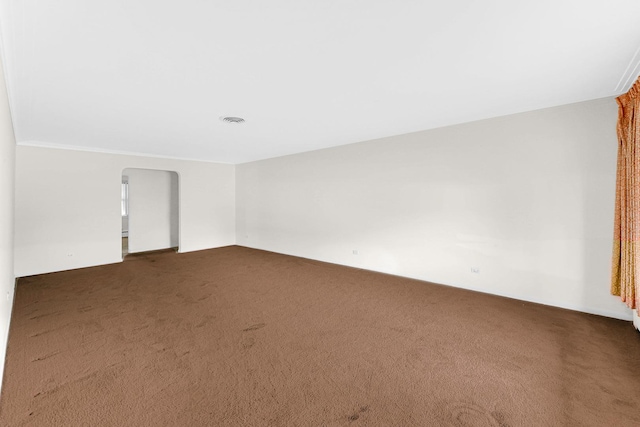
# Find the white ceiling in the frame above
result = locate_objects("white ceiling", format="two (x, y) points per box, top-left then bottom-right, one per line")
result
(0, 0), (639, 164)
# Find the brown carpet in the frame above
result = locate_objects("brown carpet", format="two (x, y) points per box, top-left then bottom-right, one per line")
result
(1, 246), (639, 426)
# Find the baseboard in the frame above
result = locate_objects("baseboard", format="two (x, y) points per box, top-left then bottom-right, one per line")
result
(235, 244), (634, 322)
(0, 277), (18, 396)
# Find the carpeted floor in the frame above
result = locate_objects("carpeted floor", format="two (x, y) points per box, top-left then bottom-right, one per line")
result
(1, 246), (639, 426)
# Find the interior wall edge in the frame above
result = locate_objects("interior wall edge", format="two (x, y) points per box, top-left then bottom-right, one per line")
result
(16, 140), (235, 166)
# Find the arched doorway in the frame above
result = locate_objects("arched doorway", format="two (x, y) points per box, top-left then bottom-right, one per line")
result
(122, 168), (179, 257)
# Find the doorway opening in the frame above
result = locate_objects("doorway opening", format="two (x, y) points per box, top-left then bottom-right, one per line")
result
(121, 175), (129, 257)
(121, 168), (179, 259)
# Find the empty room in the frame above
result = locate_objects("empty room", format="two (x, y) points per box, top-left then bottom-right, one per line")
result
(1, 1), (640, 426)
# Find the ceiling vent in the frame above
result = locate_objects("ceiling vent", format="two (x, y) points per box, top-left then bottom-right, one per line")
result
(220, 116), (245, 124)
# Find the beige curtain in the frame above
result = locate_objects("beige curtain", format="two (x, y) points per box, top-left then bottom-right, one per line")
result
(612, 76), (640, 314)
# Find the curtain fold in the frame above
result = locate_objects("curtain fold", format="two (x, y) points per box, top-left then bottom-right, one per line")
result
(611, 76), (640, 314)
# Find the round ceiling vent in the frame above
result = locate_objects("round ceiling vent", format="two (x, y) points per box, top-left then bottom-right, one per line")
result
(220, 116), (245, 124)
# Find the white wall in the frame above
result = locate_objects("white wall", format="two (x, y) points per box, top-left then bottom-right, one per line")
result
(0, 52), (16, 389)
(15, 147), (235, 277)
(237, 97), (631, 320)
(126, 168), (179, 253)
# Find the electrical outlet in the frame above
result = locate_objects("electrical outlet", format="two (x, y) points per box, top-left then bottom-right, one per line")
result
(352, 249), (359, 255)
(67, 253), (73, 257)
(470, 267), (480, 274)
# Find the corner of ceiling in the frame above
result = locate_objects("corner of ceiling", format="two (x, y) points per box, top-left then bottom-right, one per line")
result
(615, 44), (640, 93)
